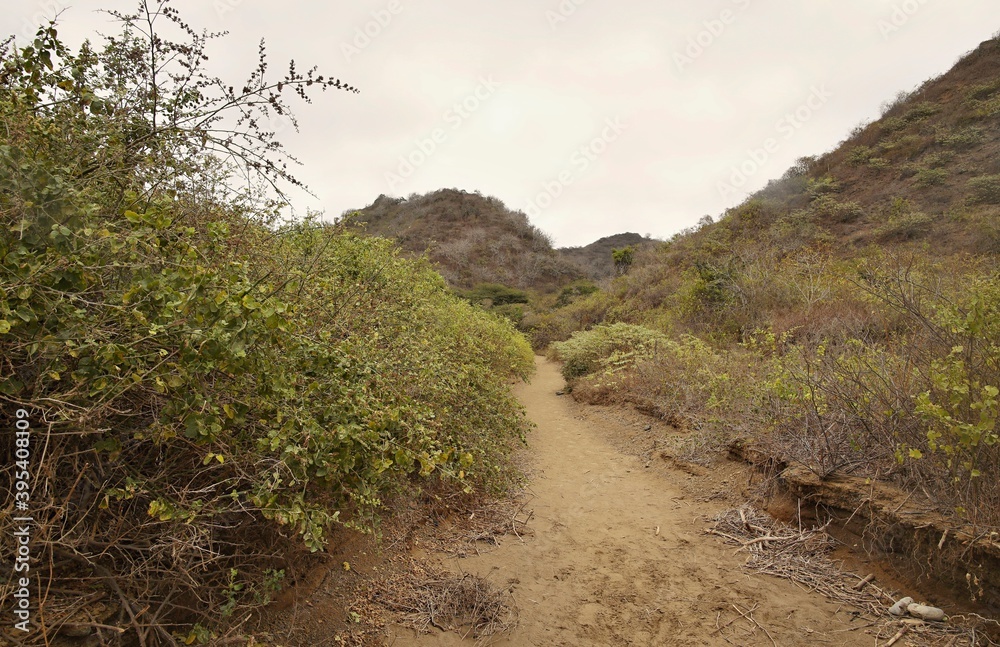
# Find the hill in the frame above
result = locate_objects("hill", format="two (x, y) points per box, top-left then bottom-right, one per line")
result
(559, 35), (1000, 334)
(542, 34), (1000, 606)
(346, 189), (584, 290)
(557, 232), (656, 279)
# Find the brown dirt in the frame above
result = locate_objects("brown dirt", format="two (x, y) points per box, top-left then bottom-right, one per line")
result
(388, 357), (895, 646)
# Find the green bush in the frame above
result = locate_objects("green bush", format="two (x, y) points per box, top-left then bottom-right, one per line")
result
(555, 280), (600, 308)
(811, 196), (866, 223)
(966, 80), (1000, 119)
(876, 212), (934, 240)
(913, 167), (949, 188)
(968, 175), (1000, 205)
(461, 282), (530, 306)
(847, 146), (875, 166)
(903, 101), (940, 122)
(0, 9), (533, 641)
(806, 176), (841, 199)
(936, 126), (984, 149)
(549, 323), (669, 380)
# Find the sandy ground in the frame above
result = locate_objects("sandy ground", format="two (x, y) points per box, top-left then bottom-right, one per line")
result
(388, 357), (879, 646)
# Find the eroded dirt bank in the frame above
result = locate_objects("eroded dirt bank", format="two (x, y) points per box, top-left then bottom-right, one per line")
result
(390, 357), (881, 646)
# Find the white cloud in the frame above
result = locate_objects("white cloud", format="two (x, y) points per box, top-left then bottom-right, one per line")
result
(3, 0), (998, 247)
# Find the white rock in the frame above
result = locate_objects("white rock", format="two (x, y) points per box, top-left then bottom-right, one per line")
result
(907, 603), (946, 622)
(888, 597), (913, 616)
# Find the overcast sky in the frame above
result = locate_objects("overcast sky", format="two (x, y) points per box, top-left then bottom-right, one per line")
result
(5, 1), (1000, 247)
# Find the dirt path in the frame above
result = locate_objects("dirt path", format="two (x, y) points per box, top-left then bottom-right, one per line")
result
(391, 357), (873, 646)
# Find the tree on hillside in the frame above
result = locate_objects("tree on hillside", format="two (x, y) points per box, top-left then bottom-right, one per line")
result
(612, 245), (635, 275)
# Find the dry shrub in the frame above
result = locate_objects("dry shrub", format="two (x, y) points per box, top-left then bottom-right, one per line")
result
(370, 560), (517, 645)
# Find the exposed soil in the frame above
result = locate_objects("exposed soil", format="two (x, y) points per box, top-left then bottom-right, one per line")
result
(386, 357), (909, 646)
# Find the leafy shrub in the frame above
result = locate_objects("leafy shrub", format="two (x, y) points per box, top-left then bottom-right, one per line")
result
(967, 80), (1000, 101)
(811, 196), (866, 223)
(913, 167), (949, 188)
(0, 8), (533, 642)
(554, 280), (600, 308)
(612, 245), (636, 275)
(677, 263), (740, 321)
(880, 116), (908, 133)
(847, 146), (875, 166)
(876, 212), (935, 240)
(968, 175), (1000, 205)
(867, 157), (891, 171)
(903, 101), (940, 122)
(936, 126), (985, 149)
(965, 80), (1000, 118)
(461, 282), (530, 306)
(549, 323), (669, 380)
(771, 210), (823, 251)
(806, 176), (841, 199)
(970, 96), (1000, 119)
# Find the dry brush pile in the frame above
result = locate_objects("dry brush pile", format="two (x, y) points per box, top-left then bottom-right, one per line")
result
(709, 505), (999, 646)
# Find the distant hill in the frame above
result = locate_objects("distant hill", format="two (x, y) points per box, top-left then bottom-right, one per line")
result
(557, 233), (656, 280)
(792, 36), (1000, 254)
(346, 189), (610, 291)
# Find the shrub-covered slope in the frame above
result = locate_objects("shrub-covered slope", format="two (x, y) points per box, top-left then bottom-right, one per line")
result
(546, 35), (1000, 533)
(347, 190), (584, 290)
(0, 9), (532, 643)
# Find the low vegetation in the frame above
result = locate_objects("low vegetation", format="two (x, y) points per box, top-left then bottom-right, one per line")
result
(540, 35), (1000, 530)
(0, 4), (532, 643)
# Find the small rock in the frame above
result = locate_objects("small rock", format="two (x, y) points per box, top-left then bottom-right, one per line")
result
(907, 603), (946, 622)
(644, 424), (652, 431)
(888, 597), (913, 616)
(555, 391), (564, 396)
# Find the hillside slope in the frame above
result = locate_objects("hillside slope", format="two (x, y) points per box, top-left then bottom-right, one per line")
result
(573, 36), (1000, 336)
(346, 189), (584, 290)
(543, 34), (1000, 570)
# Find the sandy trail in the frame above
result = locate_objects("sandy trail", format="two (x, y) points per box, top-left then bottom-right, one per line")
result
(392, 357), (869, 646)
